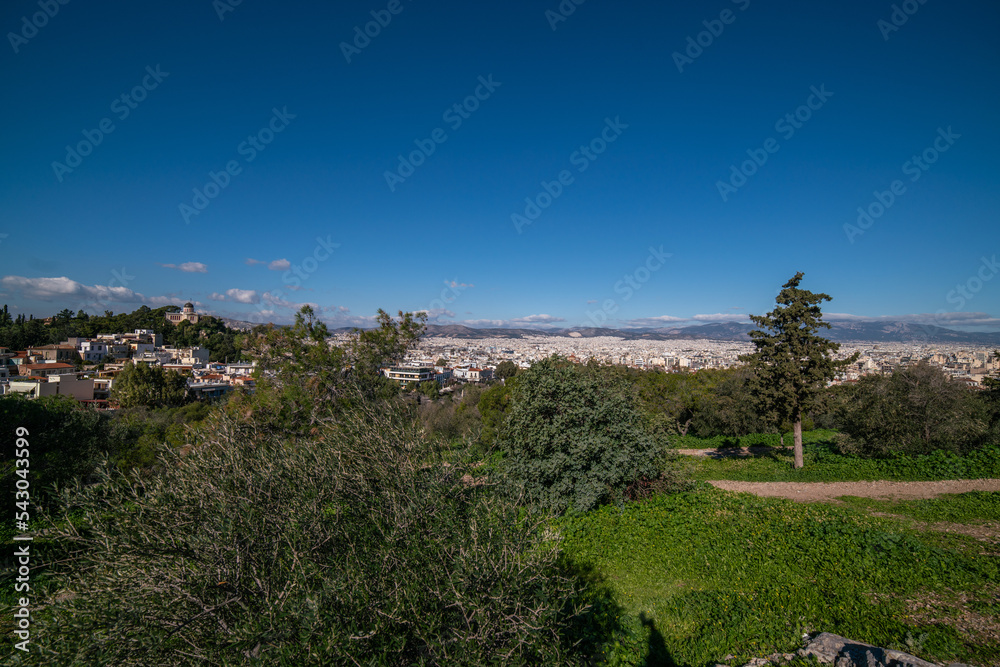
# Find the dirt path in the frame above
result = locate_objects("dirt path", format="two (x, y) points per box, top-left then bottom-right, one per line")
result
(707, 478), (1000, 502)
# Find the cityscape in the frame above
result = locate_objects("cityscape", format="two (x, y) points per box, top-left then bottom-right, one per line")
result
(3, 299), (998, 407)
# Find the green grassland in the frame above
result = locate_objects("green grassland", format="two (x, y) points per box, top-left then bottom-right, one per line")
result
(560, 486), (1000, 666)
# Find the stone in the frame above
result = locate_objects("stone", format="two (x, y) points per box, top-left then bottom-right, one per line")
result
(798, 633), (939, 667)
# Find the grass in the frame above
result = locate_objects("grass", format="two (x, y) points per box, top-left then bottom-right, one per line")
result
(559, 486), (1000, 666)
(686, 438), (1000, 482)
(836, 491), (1000, 525)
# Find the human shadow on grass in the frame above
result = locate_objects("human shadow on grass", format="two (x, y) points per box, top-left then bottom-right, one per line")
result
(558, 558), (680, 666)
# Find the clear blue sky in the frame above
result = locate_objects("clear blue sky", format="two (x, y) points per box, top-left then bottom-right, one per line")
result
(1, 0), (998, 330)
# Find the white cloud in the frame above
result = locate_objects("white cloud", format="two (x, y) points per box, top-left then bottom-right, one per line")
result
(619, 315), (688, 328)
(209, 292), (227, 301)
(692, 313), (749, 322)
(225, 288), (260, 304)
(1, 275), (144, 303)
(461, 319), (507, 327)
(268, 259), (291, 271)
(160, 262), (208, 273)
(418, 308), (456, 321)
(245, 258), (264, 266)
(513, 314), (565, 324)
(263, 292), (317, 311)
(825, 311), (1000, 329)
(458, 314), (566, 328)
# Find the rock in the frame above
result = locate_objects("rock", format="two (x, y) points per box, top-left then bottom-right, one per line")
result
(799, 633), (940, 667)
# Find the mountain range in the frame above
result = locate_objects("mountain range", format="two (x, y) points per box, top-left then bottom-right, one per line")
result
(219, 317), (1000, 346)
(418, 321), (1000, 346)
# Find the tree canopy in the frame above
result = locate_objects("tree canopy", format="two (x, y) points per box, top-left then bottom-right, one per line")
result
(739, 272), (858, 468)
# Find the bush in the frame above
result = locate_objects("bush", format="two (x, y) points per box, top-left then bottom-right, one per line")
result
(0, 394), (109, 509)
(836, 362), (991, 457)
(499, 357), (665, 515)
(28, 403), (586, 665)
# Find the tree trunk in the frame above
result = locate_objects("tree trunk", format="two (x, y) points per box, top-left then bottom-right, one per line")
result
(793, 411), (804, 469)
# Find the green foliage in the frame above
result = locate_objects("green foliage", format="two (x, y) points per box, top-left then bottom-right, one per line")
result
(418, 384), (485, 445)
(495, 359), (519, 380)
(740, 273), (858, 467)
(499, 356), (663, 514)
(559, 487), (999, 666)
(837, 362), (993, 457)
(105, 403), (212, 470)
(418, 379), (440, 399)
(0, 395), (109, 507)
(688, 366), (771, 437)
(477, 380), (515, 447)
(111, 362), (189, 409)
(0, 396), (213, 516)
(27, 406), (588, 665)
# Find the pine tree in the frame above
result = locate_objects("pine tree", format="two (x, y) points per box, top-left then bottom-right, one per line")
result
(740, 272), (858, 468)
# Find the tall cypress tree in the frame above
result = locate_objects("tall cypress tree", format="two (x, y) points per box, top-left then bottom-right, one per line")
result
(740, 273), (858, 468)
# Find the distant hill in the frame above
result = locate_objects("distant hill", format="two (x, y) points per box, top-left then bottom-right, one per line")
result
(217, 318), (1000, 346)
(418, 321), (1000, 345)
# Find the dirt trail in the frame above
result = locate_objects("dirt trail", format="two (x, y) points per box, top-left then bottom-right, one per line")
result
(707, 478), (1000, 502)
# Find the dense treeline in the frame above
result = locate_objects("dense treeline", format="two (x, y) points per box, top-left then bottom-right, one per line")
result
(420, 358), (1000, 460)
(0, 304), (242, 362)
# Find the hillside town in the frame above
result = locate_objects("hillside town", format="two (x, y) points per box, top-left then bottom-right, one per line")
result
(0, 304), (256, 404)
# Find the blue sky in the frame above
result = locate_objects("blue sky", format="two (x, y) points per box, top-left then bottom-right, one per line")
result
(1, 0), (998, 330)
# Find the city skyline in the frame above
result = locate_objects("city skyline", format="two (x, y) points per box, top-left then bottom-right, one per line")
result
(2, 1), (998, 331)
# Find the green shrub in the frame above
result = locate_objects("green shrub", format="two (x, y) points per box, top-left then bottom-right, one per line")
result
(26, 403), (586, 665)
(499, 357), (665, 514)
(836, 362), (991, 457)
